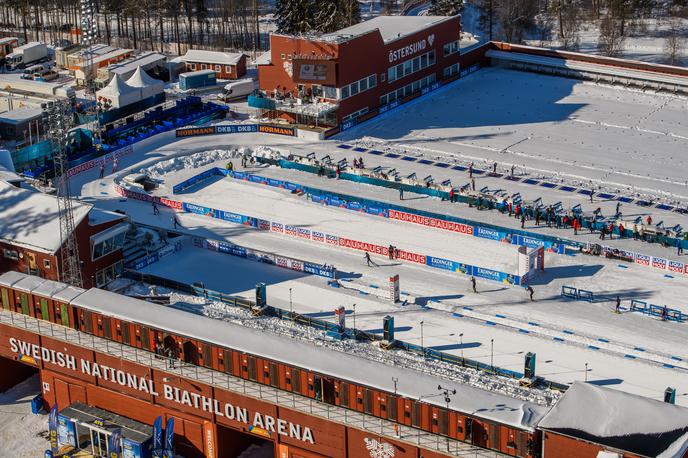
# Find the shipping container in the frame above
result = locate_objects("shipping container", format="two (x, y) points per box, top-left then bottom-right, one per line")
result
(179, 70), (216, 91)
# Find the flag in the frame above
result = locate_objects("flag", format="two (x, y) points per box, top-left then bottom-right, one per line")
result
(162, 417), (175, 458)
(48, 404), (58, 453)
(108, 428), (122, 458)
(152, 416), (163, 458)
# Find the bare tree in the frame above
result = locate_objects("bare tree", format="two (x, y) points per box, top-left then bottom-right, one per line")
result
(557, 0), (583, 50)
(664, 18), (685, 65)
(598, 14), (625, 56)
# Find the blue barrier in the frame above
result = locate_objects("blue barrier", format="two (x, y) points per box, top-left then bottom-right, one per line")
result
(577, 289), (594, 302)
(561, 285), (578, 299)
(630, 300), (647, 313)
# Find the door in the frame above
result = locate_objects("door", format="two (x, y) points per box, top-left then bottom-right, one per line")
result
(39, 298), (49, 320)
(1, 288), (9, 310)
(321, 377), (336, 405)
(472, 420), (487, 448)
(91, 429), (109, 457)
(20, 293), (29, 315)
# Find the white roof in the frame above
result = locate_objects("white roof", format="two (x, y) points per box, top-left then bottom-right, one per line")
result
(109, 52), (167, 77)
(88, 208), (126, 226)
(321, 15), (456, 44)
(70, 287), (548, 430)
(0, 271), (85, 300)
(0, 181), (91, 254)
(98, 73), (137, 97)
(539, 382), (688, 456)
(126, 66), (163, 89)
(253, 51), (272, 66)
(182, 50), (244, 66)
(0, 108), (43, 124)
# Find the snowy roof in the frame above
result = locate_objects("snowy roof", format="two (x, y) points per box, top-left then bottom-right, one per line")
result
(320, 15), (457, 44)
(0, 270), (29, 288)
(108, 52), (167, 78)
(0, 181), (92, 254)
(253, 51), (272, 66)
(70, 287), (548, 430)
(0, 108), (43, 124)
(539, 382), (688, 457)
(88, 208), (127, 226)
(0, 150), (22, 184)
(126, 66), (164, 89)
(98, 73), (138, 98)
(182, 50), (245, 66)
(11, 275), (47, 293)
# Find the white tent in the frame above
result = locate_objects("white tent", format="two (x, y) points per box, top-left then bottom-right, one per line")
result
(96, 73), (140, 109)
(126, 66), (164, 100)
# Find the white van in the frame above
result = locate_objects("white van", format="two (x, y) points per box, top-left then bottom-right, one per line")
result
(217, 79), (255, 102)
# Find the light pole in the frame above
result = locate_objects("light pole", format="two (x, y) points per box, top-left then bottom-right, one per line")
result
(392, 377), (398, 395)
(420, 321), (424, 358)
(289, 287), (293, 322)
(437, 385), (457, 451)
(352, 303), (356, 337)
(459, 333), (464, 363)
(490, 338), (494, 371)
(585, 362), (588, 382)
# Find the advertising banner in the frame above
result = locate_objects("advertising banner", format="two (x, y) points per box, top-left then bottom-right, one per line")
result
(152, 416), (163, 458)
(163, 418), (175, 458)
(474, 226), (510, 242)
(220, 210), (245, 224)
(271, 222), (284, 233)
(326, 234), (339, 245)
(297, 227), (311, 239)
(56, 414), (76, 450)
(388, 209), (474, 235)
(183, 202), (215, 217)
(122, 439), (143, 458)
(635, 253), (651, 266)
(394, 249), (426, 265)
(652, 257), (668, 270)
(426, 256), (472, 275)
(668, 260), (685, 274)
(203, 421), (217, 458)
(66, 145), (134, 178)
(176, 126), (215, 137)
(292, 59), (337, 85)
(214, 124), (258, 134)
(311, 231), (325, 242)
(473, 266), (519, 285)
(338, 237), (387, 256)
(108, 428), (123, 458)
(304, 262), (335, 278)
(257, 125), (296, 136)
(285, 225), (298, 236)
(49, 404), (58, 453)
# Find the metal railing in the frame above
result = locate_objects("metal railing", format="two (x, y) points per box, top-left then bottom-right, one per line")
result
(0, 308), (506, 458)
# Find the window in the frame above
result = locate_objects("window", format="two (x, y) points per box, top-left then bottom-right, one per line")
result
(43, 259), (51, 269)
(225, 65), (231, 73)
(388, 66), (396, 82)
(3, 249), (18, 260)
(190, 63), (196, 70)
(387, 50), (435, 82)
(311, 85), (323, 97)
(444, 63), (460, 78)
(429, 50), (436, 65)
(380, 73), (386, 82)
(380, 95), (388, 105)
(443, 40), (460, 56)
(412, 56), (420, 72)
(201, 64), (207, 70)
(322, 86), (337, 99)
(359, 78), (367, 92)
(341, 85), (350, 99)
(215, 64), (221, 72)
(280, 53), (285, 59)
(350, 81), (359, 96)
(95, 261), (123, 287)
(340, 74), (376, 99)
(91, 223), (128, 260)
(368, 74), (377, 88)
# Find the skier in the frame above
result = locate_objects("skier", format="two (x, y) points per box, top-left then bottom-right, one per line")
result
(470, 276), (477, 293)
(471, 178), (475, 191)
(589, 190), (594, 203)
(172, 215), (179, 229)
(112, 158), (118, 173)
(510, 165), (515, 177)
(468, 163), (473, 178)
(493, 162), (497, 173)
(364, 252), (376, 267)
(388, 244), (394, 260)
(677, 240), (684, 256)
(526, 285), (534, 301)
(646, 215), (653, 226)
(99, 163), (105, 179)
(633, 223), (639, 240)
(449, 188), (455, 203)
(336, 165), (341, 179)
(520, 213), (526, 229)
(152, 202), (160, 215)
(662, 305), (668, 321)
(615, 296), (621, 313)
(399, 188), (404, 200)
(225, 161), (233, 172)
(615, 202), (621, 219)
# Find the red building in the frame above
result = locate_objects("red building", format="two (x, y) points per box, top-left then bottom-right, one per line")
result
(182, 50), (248, 80)
(254, 15), (462, 127)
(0, 181), (128, 288)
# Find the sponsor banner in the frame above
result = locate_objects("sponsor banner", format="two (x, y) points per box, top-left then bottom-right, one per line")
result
(473, 266), (519, 285)
(49, 404), (58, 453)
(635, 253), (651, 266)
(159, 198), (182, 210)
(312, 231), (325, 242)
(366, 206), (387, 217)
(347, 201), (363, 212)
(395, 249), (426, 265)
(285, 225), (298, 236)
(257, 219), (271, 230)
(248, 174), (268, 184)
(326, 234), (338, 245)
(232, 171), (247, 180)
(426, 256), (472, 275)
(258, 124), (296, 136)
(206, 239), (219, 251)
(652, 257), (668, 270)
(215, 124), (258, 134)
(183, 202), (215, 217)
(231, 245), (247, 257)
(57, 414), (76, 449)
(193, 237), (206, 249)
(311, 195), (326, 204)
(285, 182), (301, 191)
(388, 209), (474, 236)
(268, 178), (284, 188)
(297, 227), (311, 239)
(304, 262), (335, 278)
(66, 145), (134, 178)
(132, 253), (159, 270)
(668, 260), (684, 273)
(217, 242), (232, 254)
(220, 210), (245, 224)
(176, 126), (215, 137)
(271, 222), (284, 233)
(474, 226), (508, 242)
(338, 237), (388, 256)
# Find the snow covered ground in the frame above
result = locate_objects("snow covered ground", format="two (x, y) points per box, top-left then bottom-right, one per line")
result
(0, 375), (50, 458)
(72, 65), (688, 410)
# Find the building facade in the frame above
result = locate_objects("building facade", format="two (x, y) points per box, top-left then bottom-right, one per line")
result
(255, 15), (462, 127)
(182, 50), (247, 80)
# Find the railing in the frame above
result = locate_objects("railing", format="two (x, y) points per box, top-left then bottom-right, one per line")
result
(0, 308), (506, 458)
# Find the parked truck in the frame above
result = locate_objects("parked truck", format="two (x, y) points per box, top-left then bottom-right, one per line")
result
(6, 42), (49, 70)
(217, 79), (255, 102)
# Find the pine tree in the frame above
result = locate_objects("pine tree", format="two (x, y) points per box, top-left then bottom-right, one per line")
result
(429, 0), (463, 16)
(338, 0), (361, 28)
(275, 0), (313, 34)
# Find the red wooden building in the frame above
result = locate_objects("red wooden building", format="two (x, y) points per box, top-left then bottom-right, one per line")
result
(182, 50), (248, 80)
(0, 181), (128, 288)
(254, 15), (462, 126)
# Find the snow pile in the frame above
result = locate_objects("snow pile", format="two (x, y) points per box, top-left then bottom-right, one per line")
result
(120, 281), (560, 407)
(141, 149), (245, 179)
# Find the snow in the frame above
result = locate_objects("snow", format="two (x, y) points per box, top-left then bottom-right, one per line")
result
(321, 15), (455, 44)
(0, 375), (51, 458)
(0, 180), (92, 254)
(181, 50), (244, 66)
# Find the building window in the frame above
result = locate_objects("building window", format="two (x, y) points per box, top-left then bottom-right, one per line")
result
(190, 63), (196, 70)
(444, 63), (460, 78)
(342, 107), (368, 123)
(387, 50), (435, 83)
(3, 249), (18, 260)
(201, 64), (207, 70)
(341, 85), (350, 99)
(340, 74), (376, 100)
(322, 86), (337, 99)
(443, 40), (460, 57)
(369, 74), (377, 88)
(381, 74), (436, 106)
(311, 85), (323, 97)
(43, 259), (51, 269)
(350, 80), (359, 96)
(359, 78), (368, 92)
(280, 53), (285, 59)
(95, 261), (124, 287)
(215, 64), (221, 72)
(91, 223), (128, 261)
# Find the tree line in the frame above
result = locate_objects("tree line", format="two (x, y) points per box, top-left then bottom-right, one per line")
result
(274, 0), (361, 35)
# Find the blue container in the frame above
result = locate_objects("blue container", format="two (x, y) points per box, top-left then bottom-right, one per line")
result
(179, 70), (216, 91)
(31, 394), (43, 414)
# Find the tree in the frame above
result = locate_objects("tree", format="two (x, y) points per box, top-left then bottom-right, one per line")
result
(429, 0), (463, 16)
(556, 0), (582, 50)
(275, 0), (312, 34)
(497, 0), (538, 43)
(476, 0), (495, 40)
(664, 18), (685, 65)
(598, 14), (625, 56)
